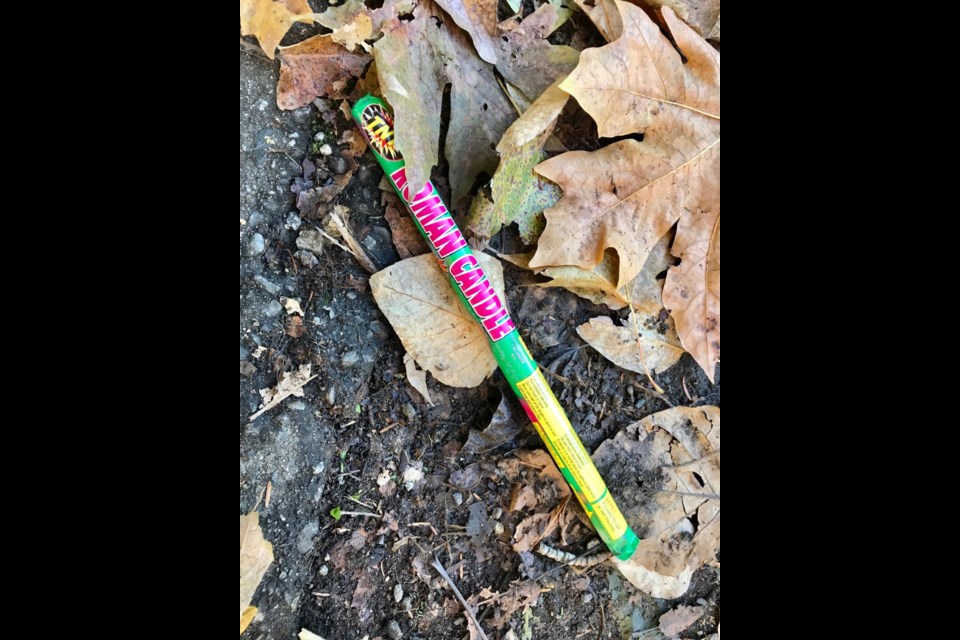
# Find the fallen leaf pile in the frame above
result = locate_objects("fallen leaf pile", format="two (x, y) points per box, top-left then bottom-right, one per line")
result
(241, 0), (720, 380)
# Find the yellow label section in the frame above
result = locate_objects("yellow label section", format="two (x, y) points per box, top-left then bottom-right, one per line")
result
(591, 492), (628, 539)
(516, 369), (607, 503)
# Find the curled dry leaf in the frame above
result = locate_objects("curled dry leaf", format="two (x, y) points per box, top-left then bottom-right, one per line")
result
(577, 314), (683, 376)
(240, 606), (257, 635)
(646, 0), (721, 40)
(594, 406), (719, 598)
(374, 1), (514, 201)
(276, 35), (371, 110)
(573, 0), (622, 42)
(384, 201), (429, 259)
(531, 2), (720, 380)
(495, 4), (580, 102)
(502, 231), (677, 313)
(370, 253), (505, 388)
(663, 202), (719, 382)
(404, 352), (434, 406)
(435, 0), (499, 64)
(284, 315), (306, 338)
(240, 511), (274, 621)
(659, 604), (706, 637)
(281, 297), (304, 315)
(463, 394), (522, 454)
(240, 0), (311, 59)
(316, 0), (415, 37)
(249, 364), (317, 421)
(467, 82), (568, 243)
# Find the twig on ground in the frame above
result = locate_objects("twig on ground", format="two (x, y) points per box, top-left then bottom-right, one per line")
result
(430, 555), (490, 640)
(630, 380), (675, 407)
(248, 372), (318, 422)
(337, 510), (383, 519)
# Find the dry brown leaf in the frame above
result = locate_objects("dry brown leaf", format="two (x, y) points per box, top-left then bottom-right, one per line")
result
(663, 201), (719, 381)
(573, 0), (623, 42)
(249, 364), (317, 421)
(370, 253), (505, 388)
(384, 202), (429, 259)
(340, 129), (368, 159)
(352, 568), (378, 622)
(467, 82), (568, 243)
(281, 297), (304, 315)
(435, 0), (499, 64)
(485, 582), (541, 629)
(495, 4), (580, 102)
(509, 484), (539, 512)
(404, 352), (434, 405)
(332, 12), (373, 51)
(577, 315), (683, 375)
(594, 406), (719, 598)
(513, 512), (554, 553)
(501, 232), (677, 314)
(240, 512), (274, 621)
(659, 605), (705, 637)
(646, 0), (720, 39)
(316, 0), (414, 36)
(374, 1), (514, 201)
(240, 606), (257, 635)
(463, 394), (522, 454)
(531, 2), (720, 286)
(240, 0), (311, 59)
(561, 2), (720, 138)
(284, 315), (305, 338)
(276, 35), (371, 110)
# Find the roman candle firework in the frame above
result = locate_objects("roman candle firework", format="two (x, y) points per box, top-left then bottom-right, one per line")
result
(352, 95), (639, 560)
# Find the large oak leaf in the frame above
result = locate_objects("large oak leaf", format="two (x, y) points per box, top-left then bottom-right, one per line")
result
(530, 2), (719, 379)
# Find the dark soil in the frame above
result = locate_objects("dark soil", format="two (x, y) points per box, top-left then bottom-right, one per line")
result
(240, 32), (719, 640)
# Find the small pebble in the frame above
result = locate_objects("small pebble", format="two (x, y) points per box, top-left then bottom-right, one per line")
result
(403, 402), (416, 422)
(319, 144), (333, 156)
(296, 250), (319, 268)
(341, 351), (360, 367)
(330, 155), (348, 174)
(254, 275), (281, 295)
(492, 507), (503, 520)
(248, 232), (265, 255)
(452, 492), (463, 506)
(264, 300), (283, 317)
(296, 229), (325, 255)
(319, 564), (329, 576)
(385, 620), (402, 640)
(285, 212), (302, 230)
(493, 522), (504, 535)
(326, 387), (336, 406)
(394, 583), (403, 603)
(582, 592), (594, 604)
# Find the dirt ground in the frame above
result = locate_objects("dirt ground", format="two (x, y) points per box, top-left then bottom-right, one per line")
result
(240, 38), (720, 640)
